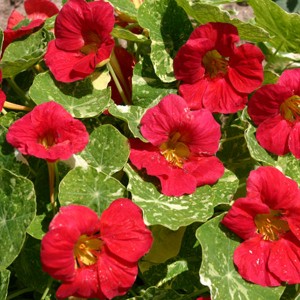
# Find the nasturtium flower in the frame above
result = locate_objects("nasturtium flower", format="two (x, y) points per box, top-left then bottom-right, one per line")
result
(3, 0), (59, 53)
(6, 101), (89, 162)
(0, 71), (6, 111)
(41, 199), (153, 299)
(130, 94), (224, 197)
(173, 22), (264, 113)
(44, 0), (115, 82)
(248, 68), (300, 158)
(222, 166), (300, 286)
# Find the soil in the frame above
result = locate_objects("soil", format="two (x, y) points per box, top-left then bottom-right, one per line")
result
(0, 0), (62, 30)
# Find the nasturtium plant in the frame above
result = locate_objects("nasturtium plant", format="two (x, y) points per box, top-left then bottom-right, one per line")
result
(2, 0), (300, 299)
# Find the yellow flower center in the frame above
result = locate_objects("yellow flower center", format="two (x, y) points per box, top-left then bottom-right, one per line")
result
(160, 132), (190, 168)
(254, 209), (290, 241)
(280, 95), (300, 122)
(74, 234), (103, 267)
(81, 32), (101, 55)
(39, 133), (56, 149)
(202, 49), (228, 78)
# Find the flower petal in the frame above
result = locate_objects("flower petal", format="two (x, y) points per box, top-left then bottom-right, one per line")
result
(228, 43), (264, 93)
(98, 251), (138, 299)
(268, 233), (300, 284)
(248, 84), (290, 125)
(288, 122), (300, 158)
(222, 197), (269, 240)
(100, 198), (153, 262)
(233, 236), (281, 286)
(246, 166), (300, 210)
(25, 0), (59, 20)
(278, 68), (300, 96)
(255, 115), (292, 156)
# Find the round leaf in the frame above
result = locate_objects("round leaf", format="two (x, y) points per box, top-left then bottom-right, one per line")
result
(59, 166), (127, 215)
(125, 164), (236, 230)
(79, 124), (130, 175)
(0, 169), (36, 269)
(29, 71), (111, 118)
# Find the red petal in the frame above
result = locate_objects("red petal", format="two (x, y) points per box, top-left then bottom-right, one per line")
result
(98, 252), (138, 299)
(140, 94), (189, 146)
(56, 265), (105, 300)
(25, 0), (59, 20)
(50, 204), (100, 234)
(228, 43), (264, 93)
(6, 101), (89, 162)
(189, 22), (239, 57)
(278, 68), (300, 96)
(246, 166), (300, 210)
(180, 77), (247, 113)
(233, 236), (281, 286)
(173, 37), (209, 83)
(129, 139), (198, 196)
(41, 228), (78, 281)
(268, 233), (300, 284)
(289, 122), (300, 158)
(6, 10), (25, 29)
(100, 199), (153, 262)
(185, 156), (224, 186)
(222, 197), (269, 240)
(248, 84), (290, 125)
(255, 115), (292, 156)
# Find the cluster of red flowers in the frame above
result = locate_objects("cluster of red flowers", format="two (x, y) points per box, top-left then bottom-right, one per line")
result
(3, 0), (300, 297)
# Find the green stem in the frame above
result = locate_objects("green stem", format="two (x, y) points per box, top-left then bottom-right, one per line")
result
(220, 134), (244, 143)
(47, 161), (57, 214)
(107, 62), (131, 105)
(1, 107), (7, 115)
(6, 77), (34, 106)
(40, 277), (53, 300)
(7, 287), (34, 299)
(4, 101), (32, 111)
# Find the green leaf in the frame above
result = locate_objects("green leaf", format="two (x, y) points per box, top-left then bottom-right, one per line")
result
(211, 168), (239, 207)
(138, 0), (193, 82)
(111, 27), (148, 43)
(196, 214), (285, 300)
(29, 71), (111, 118)
(59, 166), (127, 215)
(248, 0), (300, 52)
(276, 154), (300, 186)
(0, 169), (36, 269)
(79, 124), (130, 175)
(244, 122), (276, 166)
(108, 0), (138, 20)
(142, 223), (203, 294)
(108, 103), (147, 140)
(133, 286), (186, 299)
(132, 55), (177, 108)
(0, 269), (10, 300)
(0, 29), (50, 78)
(176, 0), (270, 43)
(125, 164), (237, 230)
(0, 125), (30, 177)
(13, 236), (49, 293)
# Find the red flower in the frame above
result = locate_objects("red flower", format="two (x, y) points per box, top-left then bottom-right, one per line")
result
(173, 22), (264, 113)
(41, 199), (153, 299)
(222, 166), (300, 286)
(2, 0), (59, 54)
(248, 69), (300, 158)
(129, 94), (224, 197)
(44, 0), (115, 82)
(6, 101), (89, 162)
(0, 71), (6, 111)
